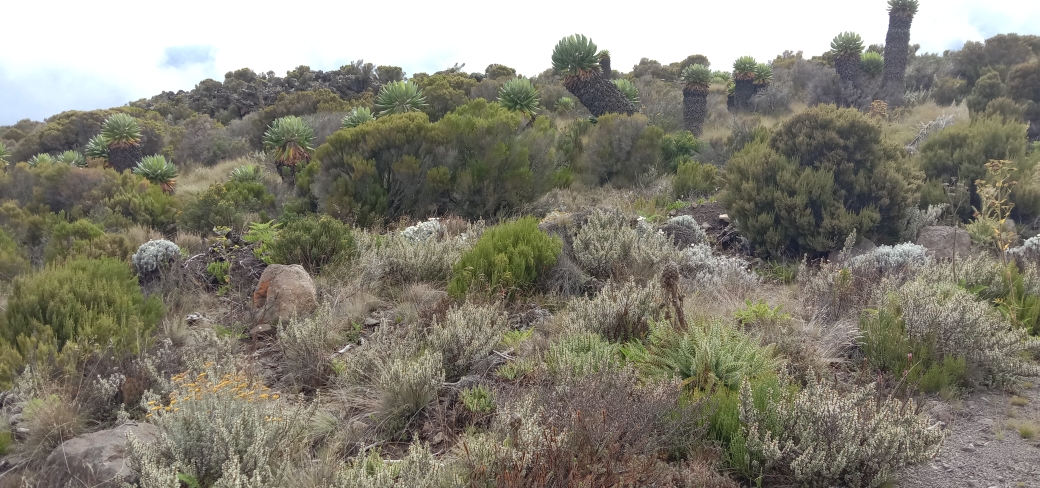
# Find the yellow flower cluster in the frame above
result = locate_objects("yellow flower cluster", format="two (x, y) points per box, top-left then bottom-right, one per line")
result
(145, 366), (281, 419)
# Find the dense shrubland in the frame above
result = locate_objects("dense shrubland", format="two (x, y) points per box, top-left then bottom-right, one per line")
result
(4, 2), (1040, 486)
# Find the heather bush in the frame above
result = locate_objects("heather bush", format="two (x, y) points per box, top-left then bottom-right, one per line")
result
(722, 105), (914, 258)
(965, 71), (1007, 115)
(42, 218), (135, 264)
(571, 209), (676, 280)
(459, 368), (702, 487)
(0, 227), (30, 281)
(739, 374), (945, 487)
(673, 160), (718, 199)
(896, 279), (1040, 385)
(918, 115), (1032, 219)
(127, 366), (311, 487)
(172, 114), (250, 166)
(560, 280), (663, 341)
(426, 301), (508, 381)
(448, 217), (561, 299)
(334, 442), (444, 488)
(177, 179), (276, 235)
(574, 113), (664, 187)
(0, 258), (162, 385)
(268, 214), (355, 275)
(861, 302), (969, 394)
(543, 332), (623, 377)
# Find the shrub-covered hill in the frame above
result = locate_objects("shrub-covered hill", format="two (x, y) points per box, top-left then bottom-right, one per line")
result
(2, 3), (1040, 486)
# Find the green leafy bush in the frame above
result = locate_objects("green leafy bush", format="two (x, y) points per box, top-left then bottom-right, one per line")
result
(966, 71), (1008, 114)
(575, 113), (664, 187)
(721, 104), (914, 258)
(268, 214), (355, 275)
(918, 115), (1032, 220)
(0, 227), (30, 281)
(448, 217), (561, 298)
(673, 159), (718, 199)
(0, 258), (162, 384)
(177, 179), (276, 235)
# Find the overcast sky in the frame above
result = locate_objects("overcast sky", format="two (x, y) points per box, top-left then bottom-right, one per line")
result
(2, 0), (1039, 125)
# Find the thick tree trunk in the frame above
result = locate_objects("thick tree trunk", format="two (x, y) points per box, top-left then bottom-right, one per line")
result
(599, 57), (612, 79)
(835, 56), (868, 109)
(564, 73), (637, 117)
(682, 87), (707, 136)
(108, 144), (142, 172)
(881, 12), (915, 108)
(733, 79), (755, 112)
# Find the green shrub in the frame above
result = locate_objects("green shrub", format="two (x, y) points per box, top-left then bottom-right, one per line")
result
(177, 180), (276, 235)
(544, 332), (623, 377)
(932, 76), (968, 106)
(448, 217), (561, 298)
(966, 71), (1008, 115)
(673, 159), (718, 199)
(721, 105), (914, 258)
(0, 227), (30, 281)
(1, 258), (162, 384)
(575, 113), (664, 187)
(42, 218), (135, 264)
(918, 115), (1031, 220)
(267, 214), (354, 275)
(661, 130), (703, 171)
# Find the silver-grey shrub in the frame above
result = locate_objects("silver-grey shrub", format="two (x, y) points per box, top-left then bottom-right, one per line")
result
(897, 279), (1040, 385)
(560, 280), (663, 341)
(678, 243), (759, 294)
(427, 302), (508, 381)
(740, 375), (945, 487)
(571, 209), (676, 280)
(132, 239), (180, 277)
(334, 441), (444, 488)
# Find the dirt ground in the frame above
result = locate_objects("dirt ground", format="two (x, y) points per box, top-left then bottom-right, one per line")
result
(899, 382), (1040, 488)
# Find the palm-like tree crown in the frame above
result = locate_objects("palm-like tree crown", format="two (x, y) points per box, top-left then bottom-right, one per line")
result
(551, 34), (601, 77)
(861, 52), (884, 77)
(887, 0), (919, 15)
(133, 155), (178, 194)
(28, 153), (55, 167)
(57, 150), (86, 167)
(341, 107), (376, 128)
(712, 70), (732, 84)
(681, 64), (712, 87)
(374, 81), (428, 117)
(597, 50), (611, 60)
(101, 113), (142, 148)
(85, 135), (110, 161)
(611, 79), (640, 105)
(753, 63), (773, 85)
(263, 116), (316, 166)
(498, 78), (541, 115)
(733, 56), (758, 80)
(830, 32), (865, 59)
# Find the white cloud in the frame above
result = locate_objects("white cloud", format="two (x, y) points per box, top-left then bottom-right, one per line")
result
(2, 0), (1038, 124)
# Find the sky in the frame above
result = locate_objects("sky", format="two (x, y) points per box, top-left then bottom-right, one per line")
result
(2, 0), (1039, 125)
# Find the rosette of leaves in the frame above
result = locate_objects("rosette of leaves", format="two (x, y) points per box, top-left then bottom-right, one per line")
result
(681, 64), (712, 135)
(263, 116), (315, 182)
(861, 52), (884, 78)
(341, 107), (375, 128)
(551, 34), (635, 116)
(753, 63), (773, 85)
(830, 32), (868, 108)
(374, 81), (428, 117)
(27, 153), (55, 167)
(84, 134), (110, 163)
(731, 56), (758, 112)
(56, 150), (87, 167)
(133, 155), (178, 194)
(497, 78), (541, 116)
(611, 79), (640, 105)
(229, 164), (266, 184)
(101, 113), (143, 172)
